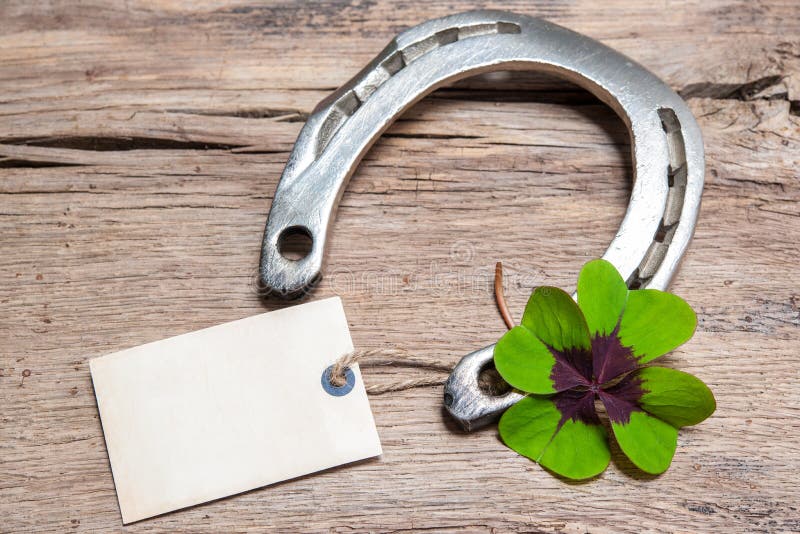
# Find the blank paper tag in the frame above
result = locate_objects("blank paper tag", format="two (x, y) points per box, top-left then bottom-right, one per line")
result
(90, 297), (382, 524)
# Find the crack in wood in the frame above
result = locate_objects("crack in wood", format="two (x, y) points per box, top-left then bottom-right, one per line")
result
(383, 132), (482, 140)
(432, 87), (602, 105)
(165, 108), (309, 121)
(679, 75), (787, 102)
(0, 159), (85, 169)
(3, 136), (244, 152)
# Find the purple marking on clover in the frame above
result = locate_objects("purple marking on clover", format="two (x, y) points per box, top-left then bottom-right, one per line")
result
(592, 328), (639, 384)
(553, 388), (601, 426)
(549, 346), (593, 391)
(599, 373), (645, 425)
(548, 325), (644, 426)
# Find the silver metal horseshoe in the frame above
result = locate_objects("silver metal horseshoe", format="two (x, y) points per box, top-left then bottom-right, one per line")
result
(258, 10), (704, 430)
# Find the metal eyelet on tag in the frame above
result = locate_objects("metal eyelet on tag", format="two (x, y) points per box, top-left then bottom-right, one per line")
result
(258, 10), (704, 431)
(322, 365), (356, 397)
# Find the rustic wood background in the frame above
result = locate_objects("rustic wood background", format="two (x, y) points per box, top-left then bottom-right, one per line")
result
(1, 1), (798, 532)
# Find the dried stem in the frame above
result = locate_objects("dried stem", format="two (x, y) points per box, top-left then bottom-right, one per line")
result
(494, 261), (515, 330)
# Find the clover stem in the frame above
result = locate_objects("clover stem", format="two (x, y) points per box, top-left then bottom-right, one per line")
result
(494, 261), (515, 330)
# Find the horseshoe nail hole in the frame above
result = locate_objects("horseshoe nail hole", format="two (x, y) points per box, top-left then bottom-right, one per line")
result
(654, 225), (668, 243)
(443, 392), (454, 407)
(478, 362), (512, 396)
(627, 268), (644, 289)
(278, 226), (313, 261)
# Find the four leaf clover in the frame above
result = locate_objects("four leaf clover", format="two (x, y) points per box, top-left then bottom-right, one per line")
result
(494, 259), (715, 480)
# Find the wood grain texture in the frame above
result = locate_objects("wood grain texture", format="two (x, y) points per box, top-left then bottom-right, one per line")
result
(1, 1), (798, 532)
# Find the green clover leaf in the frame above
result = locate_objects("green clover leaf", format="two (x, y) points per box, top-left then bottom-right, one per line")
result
(495, 259), (715, 480)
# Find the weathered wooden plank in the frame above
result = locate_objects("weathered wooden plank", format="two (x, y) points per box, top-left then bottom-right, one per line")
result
(1, 1), (798, 532)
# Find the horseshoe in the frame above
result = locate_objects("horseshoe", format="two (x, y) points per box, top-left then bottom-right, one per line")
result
(258, 10), (704, 431)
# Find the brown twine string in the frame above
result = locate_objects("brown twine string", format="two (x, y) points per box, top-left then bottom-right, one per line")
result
(329, 349), (451, 394)
(329, 263), (516, 395)
(329, 348), (513, 395)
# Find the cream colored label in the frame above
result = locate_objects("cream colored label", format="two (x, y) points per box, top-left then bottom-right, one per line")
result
(90, 297), (381, 524)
